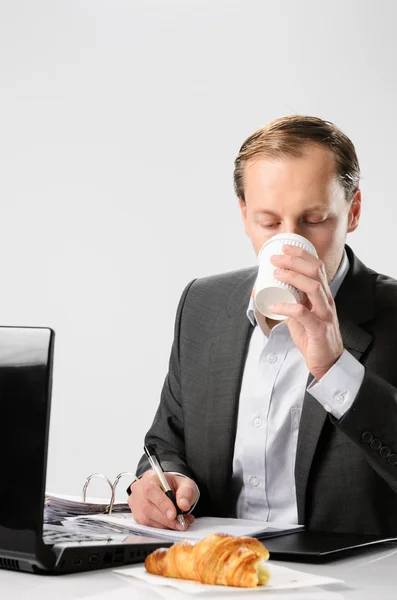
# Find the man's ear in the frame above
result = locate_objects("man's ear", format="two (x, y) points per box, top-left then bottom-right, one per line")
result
(347, 189), (361, 233)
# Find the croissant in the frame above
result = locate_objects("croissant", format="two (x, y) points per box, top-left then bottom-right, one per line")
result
(144, 533), (271, 588)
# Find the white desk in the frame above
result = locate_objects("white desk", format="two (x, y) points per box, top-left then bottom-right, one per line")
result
(1, 544), (397, 600)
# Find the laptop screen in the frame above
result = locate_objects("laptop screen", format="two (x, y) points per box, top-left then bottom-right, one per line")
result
(0, 327), (54, 555)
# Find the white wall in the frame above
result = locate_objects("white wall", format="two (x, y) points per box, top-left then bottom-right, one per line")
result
(0, 0), (396, 499)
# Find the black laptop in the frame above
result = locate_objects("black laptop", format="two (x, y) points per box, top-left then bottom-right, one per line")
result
(0, 326), (170, 574)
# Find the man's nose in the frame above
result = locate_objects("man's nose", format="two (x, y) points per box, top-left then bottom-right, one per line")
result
(280, 222), (300, 235)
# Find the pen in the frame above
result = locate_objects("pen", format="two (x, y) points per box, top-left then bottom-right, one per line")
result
(144, 444), (186, 529)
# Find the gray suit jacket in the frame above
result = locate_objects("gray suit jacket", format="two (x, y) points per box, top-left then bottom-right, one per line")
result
(137, 245), (397, 535)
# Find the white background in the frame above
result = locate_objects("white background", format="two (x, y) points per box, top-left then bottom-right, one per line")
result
(0, 0), (396, 498)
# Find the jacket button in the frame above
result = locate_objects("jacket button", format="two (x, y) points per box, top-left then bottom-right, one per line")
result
(380, 446), (391, 459)
(362, 431), (373, 444)
(370, 438), (382, 451)
(388, 454), (397, 466)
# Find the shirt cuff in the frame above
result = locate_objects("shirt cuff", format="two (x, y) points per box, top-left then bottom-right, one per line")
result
(307, 349), (365, 419)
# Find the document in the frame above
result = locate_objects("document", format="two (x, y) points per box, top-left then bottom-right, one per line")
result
(64, 513), (303, 541)
(44, 493), (128, 524)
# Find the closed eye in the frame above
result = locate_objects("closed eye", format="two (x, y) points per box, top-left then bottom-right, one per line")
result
(260, 220), (326, 228)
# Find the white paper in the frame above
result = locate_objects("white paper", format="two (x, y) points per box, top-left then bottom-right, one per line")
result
(113, 563), (343, 594)
(96, 586), (344, 600)
(66, 514), (303, 541)
(44, 493), (129, 524)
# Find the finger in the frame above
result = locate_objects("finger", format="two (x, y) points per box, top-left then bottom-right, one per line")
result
(282, 244), (319, 263)
(136, 515), (173, 529)
(145, 482), (179, 521)
(131, 497), (195, 530)
(175, 478), (199, 512)
(137, 499), (189, 530)
(147, 502), (195, 530)
(135, 514), (183, 530)
(271, 252), (327, 284)
(144, 479), (196, 522)
(267, 302), (322, 332)
(275, 247), (332, 303)
(273, 268), (331, 319)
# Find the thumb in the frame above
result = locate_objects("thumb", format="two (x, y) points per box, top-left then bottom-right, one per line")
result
(174, 476), (199, 512)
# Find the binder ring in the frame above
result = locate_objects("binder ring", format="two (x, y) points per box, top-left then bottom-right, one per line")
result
(108, 472), (137, 515)
(82, 473), (114, 505)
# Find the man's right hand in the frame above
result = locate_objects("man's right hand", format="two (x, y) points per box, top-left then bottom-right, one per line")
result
(127, 470), (198, 530)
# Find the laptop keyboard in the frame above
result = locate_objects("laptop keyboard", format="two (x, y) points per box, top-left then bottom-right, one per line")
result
(42, 525), (116, 546)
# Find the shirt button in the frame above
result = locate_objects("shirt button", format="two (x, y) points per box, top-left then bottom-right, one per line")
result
(250, 476), (260, 487)
(267, 352), (278, 364)
(335, 392), (346, 404)
(253, 417), (262, 427)
(323, 404), (331, 413)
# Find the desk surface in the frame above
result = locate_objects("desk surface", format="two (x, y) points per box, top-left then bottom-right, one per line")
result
(1, 544), (397, 600)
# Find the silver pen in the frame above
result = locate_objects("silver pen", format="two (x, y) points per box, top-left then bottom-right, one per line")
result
(144, 444), (186, 528)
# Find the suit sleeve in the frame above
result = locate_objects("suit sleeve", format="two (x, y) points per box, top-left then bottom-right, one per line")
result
(332, 368), (397, 494)
(135, 279), (197, 480)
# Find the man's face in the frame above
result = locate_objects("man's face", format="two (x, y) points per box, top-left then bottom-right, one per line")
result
(239, 143), (361, 283)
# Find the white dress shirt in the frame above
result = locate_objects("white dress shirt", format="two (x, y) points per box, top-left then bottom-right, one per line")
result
(231, 250), (365, 523)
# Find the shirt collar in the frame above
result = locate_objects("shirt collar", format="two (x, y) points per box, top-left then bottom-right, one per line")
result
(246, 248), (350, 327)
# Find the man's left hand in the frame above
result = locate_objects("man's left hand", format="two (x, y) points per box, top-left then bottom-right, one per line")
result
(269, 244), (344, 381)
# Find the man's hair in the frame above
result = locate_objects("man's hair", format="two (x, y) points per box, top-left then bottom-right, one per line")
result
(234, 115), (360, 203)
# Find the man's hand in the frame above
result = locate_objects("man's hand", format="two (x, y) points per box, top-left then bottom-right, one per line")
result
(127, 470), (198, 530)
(269, 244), (344, 380)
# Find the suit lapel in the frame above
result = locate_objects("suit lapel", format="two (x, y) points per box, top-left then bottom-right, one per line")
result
(206, 270), (256, 513)
(295, 374), (324, 524)
(295, 246), (375, 523)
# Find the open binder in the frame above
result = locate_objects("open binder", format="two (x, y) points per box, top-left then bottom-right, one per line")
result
(44, 471), (137, 524)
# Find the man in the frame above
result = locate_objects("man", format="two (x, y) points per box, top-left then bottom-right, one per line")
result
(128, 115), (397, 535)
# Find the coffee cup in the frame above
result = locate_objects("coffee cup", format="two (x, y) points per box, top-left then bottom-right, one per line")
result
(254, 233), (318, 320)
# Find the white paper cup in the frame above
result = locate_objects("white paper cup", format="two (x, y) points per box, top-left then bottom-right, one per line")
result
(255, 233), (318, 320)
